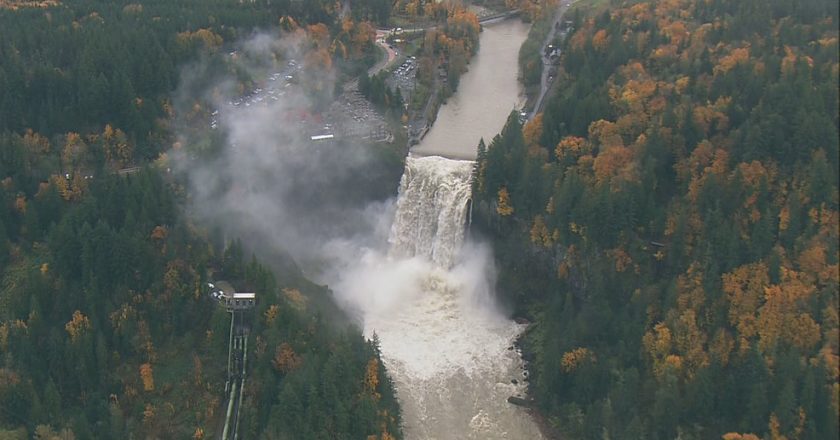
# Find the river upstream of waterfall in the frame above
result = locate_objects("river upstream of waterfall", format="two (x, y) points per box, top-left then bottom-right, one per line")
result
(332, 19), (541, 439)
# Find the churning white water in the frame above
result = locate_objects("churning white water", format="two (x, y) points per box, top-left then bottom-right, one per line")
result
(388, 156), (473, 268)
(330, 18), (541, 439)
(333, 155), (542, 439)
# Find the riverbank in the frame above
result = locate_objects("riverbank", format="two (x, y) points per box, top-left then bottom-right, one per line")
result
(367, 14), (544, 438)
(528, 403), (564, 440)
(410, 17), (530, 159)
(508, 322), (566, 440)
(397, 12), (523, 149)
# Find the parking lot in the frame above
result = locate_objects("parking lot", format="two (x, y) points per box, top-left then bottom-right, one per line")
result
(388, 56), (418, 101)
(326, 81), (390, 141)
(208, 58), (303, 130)
(205, 55), (394, 143)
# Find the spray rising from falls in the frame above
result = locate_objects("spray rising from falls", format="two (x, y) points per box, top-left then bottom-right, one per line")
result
(333, 155), (543, 439)
(388, 156), (473, 268)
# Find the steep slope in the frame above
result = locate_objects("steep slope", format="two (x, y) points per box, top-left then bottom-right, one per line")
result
(472, 0), (839, 438)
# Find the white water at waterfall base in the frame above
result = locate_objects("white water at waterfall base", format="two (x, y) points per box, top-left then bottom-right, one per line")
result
(330, 156), (543, 439)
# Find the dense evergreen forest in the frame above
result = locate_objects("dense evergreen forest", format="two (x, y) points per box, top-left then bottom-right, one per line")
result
(0, 0), (389, 160)
(0, 0), (403, 438)
(473, 0), (839, 438)
(0, 168), (401, 439)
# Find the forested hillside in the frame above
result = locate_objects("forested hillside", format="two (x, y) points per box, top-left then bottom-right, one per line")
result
(0, 0), (380, 160)
(0, 165), (401, 439)
(0, 1), (402, 438)
(472, 0), (839, 438)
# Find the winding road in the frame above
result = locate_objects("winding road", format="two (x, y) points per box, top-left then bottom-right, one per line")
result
(369, 29), (399, 76)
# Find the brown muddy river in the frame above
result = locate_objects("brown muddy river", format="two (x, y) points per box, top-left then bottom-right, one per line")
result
(411, 19), (529, 160)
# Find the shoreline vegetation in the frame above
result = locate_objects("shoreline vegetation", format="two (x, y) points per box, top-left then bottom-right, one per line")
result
(0, 1), (527, 437)
(0, 0), (837, 438)
(474, 0), (839, 438)
(0, 1), (409, 438)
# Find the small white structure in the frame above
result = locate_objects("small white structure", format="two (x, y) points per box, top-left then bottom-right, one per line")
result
(310, 134), (335, 141)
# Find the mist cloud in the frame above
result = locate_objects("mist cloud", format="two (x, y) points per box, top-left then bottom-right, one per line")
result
(171, 30), (392, 269)
(167, 22), (540, 438)
(171, 29), (508, 337)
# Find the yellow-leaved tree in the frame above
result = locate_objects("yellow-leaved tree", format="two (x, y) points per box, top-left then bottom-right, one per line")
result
(139, 363), (155, 392)
(272, 342), (302, 374)
(497, 187), (514, 216)
(64, 310), (90, 342)
(365, 357), (381, 400)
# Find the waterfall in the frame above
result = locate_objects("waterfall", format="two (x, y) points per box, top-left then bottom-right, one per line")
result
(388, 156), (474, 268)
(336, 154), (543, 439)
(332, 19), (542, 438)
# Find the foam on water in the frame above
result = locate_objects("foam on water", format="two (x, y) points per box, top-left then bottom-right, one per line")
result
(334, 155), (542, 439)
(388, 156), (474, 268)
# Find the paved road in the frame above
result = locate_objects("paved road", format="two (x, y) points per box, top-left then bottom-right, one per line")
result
(369, 29), (398, 76)
(531, 0), (575, 119)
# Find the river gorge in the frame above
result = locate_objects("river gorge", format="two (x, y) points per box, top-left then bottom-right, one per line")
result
(335, 18), (543, 439)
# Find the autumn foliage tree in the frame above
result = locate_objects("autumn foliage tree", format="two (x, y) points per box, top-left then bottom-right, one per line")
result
(0, 1), (403, 438)
(139, 363), (155, 392)
(272, 342), (302, 374)
(470, 0), (840, 438)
